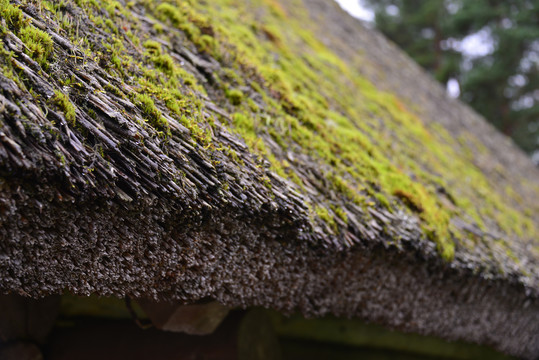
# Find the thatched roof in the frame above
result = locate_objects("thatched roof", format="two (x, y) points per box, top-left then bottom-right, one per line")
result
(0, 0), (537, 357)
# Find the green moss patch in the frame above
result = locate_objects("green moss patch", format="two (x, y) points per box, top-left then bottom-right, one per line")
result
(53, 90), (76, 124)
(226, 88), (243, 106)
(19, 26), (53, 66)
(134, 93), (170, 136)
(0, 0), (24, 29)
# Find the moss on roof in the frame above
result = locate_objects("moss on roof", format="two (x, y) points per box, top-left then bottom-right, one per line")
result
(12, 0), (535, 257)
(16, 0), (531, 260)
(0, 0), (537, 299)
(183, 0), (538, 262)
(0, 0), (538, 357)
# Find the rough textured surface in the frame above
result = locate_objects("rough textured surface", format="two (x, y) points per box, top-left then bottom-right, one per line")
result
(0, 0), (537, 358)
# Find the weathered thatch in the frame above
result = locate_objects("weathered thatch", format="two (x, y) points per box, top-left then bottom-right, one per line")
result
(0, 0), (537, 357)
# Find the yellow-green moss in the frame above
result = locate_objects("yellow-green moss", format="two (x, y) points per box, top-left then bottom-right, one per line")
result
(153, 22), (165, 34)
(0, 0), (24, 29)
(332, 205), (348, 223)
(134, 93), (170, 136)
(143, 40), (174, 74)
(227, 88), (243, 106)
(52, 90), (76, 124)
(19, 26), (53, 66)
(0, 39), (24, 89)
(195, 34), (216, 53)
(315, 205), (337, 232)
(154, 2), (184, 26)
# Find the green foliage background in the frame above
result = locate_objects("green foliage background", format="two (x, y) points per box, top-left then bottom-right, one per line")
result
(360, 0), (539, 159)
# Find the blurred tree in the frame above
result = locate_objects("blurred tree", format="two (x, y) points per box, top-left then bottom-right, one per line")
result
(360, 0), (539, 158)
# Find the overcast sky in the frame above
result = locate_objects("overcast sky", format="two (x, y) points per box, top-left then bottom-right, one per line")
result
(334, 0), (375, 22)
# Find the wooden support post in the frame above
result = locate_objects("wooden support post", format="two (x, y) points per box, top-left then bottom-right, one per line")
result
(0, 295), (61, 360)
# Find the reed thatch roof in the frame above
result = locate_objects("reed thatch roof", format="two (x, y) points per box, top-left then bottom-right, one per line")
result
(0, 0), (537, 357)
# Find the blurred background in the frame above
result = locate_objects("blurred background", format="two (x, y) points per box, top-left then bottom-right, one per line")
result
(335, 0), (539, 164)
